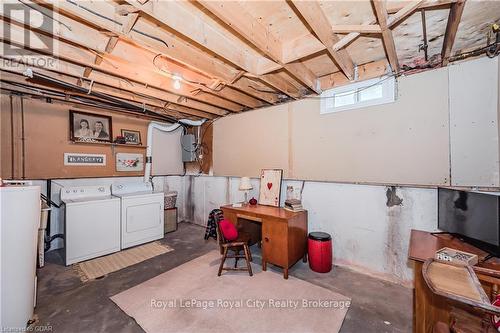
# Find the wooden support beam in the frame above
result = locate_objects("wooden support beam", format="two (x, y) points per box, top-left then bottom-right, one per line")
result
(332, 20), (377, 52)
(441, 0), (466, 66)
(47, 0), (278, 105)
(2, 6), (264, 112)
(83, 36), (119, 79)
(318, 60), (388, 91)
(290, 0), (355, 81)
(256, 74), (301, 99)
(372, 0), (400, 73)
(387, 0), (456, 14)
(121, 12), (140, 34)
(0, 70), (209, 120)
(230, 77), (280, 104)
(124, 0), (266, 75)
(387, 0), (425, 28)
(196, 0), (320, 94)
(36, 0), (236, 84)
(0, 27), (232, 116)
(330, 25), (382, 34)
(0, 60), (218, 120)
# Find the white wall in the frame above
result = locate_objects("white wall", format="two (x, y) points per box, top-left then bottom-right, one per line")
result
(214, 57), (500, 189)
(172, 175), (437, 285)
(178, 57), (500, 285)
(449, 56), (500, 186)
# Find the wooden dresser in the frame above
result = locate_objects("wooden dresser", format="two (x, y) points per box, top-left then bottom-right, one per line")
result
(221, 204), (308, 279)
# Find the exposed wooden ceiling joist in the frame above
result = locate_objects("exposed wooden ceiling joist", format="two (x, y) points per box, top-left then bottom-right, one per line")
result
(0, 8), (254, 112)
(386, 0), (456, 14)
(290, 0), (355, 81)
(387, 1), (426, 28)
(189, 0), (321, 94)
(0, 0), (487, 118)
(0, 23), (232, 116)
(0, 68), (216, 120)
(372, 0), (400, 73)
(35, 0), (278, 106)
(441, 0), (467, 66)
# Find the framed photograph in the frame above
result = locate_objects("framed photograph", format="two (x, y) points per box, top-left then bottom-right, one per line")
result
(116, 153), (144, 172)
(258, 169), (283, 207)
(121, 129), (142, 145)
(70, 110), (112, 143)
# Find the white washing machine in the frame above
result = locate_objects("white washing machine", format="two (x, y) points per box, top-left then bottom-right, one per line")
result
(61, 185), (121, 265)
(111, 182), (164, 249)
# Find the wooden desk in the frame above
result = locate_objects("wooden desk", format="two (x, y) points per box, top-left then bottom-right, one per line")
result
(221, 204), (308, 279)
(409, 230), (500, 332)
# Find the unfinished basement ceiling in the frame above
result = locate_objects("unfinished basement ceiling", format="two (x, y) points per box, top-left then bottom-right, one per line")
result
(0, 0), (499, 121)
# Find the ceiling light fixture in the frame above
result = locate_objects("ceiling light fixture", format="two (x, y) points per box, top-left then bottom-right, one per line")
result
(173, 75), (182, 90)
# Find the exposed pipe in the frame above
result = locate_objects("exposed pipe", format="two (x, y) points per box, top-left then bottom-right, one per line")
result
(144, 119), (207, 182)
(22, 69), (177, 123)
(20, 96), (26, 179)
(1, 83), (170, 122)
(419, 9), (429, 62)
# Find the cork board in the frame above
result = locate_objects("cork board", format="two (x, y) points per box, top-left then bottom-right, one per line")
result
(0, 95), (178, 179)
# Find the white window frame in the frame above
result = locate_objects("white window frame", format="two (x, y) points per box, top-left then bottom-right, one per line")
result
(320, 76), (396, 115)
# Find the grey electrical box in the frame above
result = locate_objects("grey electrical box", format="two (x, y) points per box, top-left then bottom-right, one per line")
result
(181, 134), (196, 162)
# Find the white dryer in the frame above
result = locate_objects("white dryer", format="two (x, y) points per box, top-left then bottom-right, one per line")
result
(61, 185), (121, 265)
(111, 182), (164, 249)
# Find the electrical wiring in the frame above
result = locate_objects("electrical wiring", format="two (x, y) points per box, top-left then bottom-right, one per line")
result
(18, 0), (72, 31)
(307, 38), (499, 101)
(66, 0), (170, 48)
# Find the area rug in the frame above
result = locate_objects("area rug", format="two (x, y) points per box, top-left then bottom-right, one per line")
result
(75, 242), (173, 282)
(111, 251), (350, 333)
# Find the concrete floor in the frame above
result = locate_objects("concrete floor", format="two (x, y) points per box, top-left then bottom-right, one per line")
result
(34, 222), (412, 333)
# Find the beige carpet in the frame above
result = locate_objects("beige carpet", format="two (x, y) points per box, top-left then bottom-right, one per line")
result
(76, 242), (173, 282)
(111, 251), (350, 333)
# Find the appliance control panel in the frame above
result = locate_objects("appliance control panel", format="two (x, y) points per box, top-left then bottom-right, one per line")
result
(111, 182), (153, 195)
(60, 185), (111, 201)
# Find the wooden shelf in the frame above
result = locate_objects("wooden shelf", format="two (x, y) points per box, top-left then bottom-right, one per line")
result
(70, 141), (147, 149)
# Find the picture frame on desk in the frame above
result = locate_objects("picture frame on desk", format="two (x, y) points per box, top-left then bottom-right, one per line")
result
(258, 169), (283, 207)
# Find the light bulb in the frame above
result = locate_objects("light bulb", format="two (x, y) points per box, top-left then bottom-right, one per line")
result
(173, 79), (181, 90)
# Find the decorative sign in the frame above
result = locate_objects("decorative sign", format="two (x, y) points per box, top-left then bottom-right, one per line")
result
(258, 169), (283, 207)
(64, 153), (106, 166)
(116, 153), (144, 172)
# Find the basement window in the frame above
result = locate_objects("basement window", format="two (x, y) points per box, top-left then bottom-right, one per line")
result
(320, 76), (396, 114)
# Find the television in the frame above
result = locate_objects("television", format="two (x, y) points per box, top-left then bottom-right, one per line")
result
(438, 188), (500, 256)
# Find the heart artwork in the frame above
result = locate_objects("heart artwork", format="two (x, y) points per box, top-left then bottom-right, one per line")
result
(267, 182), (273, 190)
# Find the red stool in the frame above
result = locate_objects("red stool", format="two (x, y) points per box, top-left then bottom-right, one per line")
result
(308, 232), (332, 273)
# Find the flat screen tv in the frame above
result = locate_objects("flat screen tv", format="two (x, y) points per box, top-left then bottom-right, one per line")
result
(438, 188), (500, 256)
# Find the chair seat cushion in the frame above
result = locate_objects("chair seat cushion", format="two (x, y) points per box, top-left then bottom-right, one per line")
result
(219, 219), (238, 241)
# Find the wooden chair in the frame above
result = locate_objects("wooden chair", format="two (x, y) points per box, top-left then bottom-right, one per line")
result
(216, 221), (253, 277)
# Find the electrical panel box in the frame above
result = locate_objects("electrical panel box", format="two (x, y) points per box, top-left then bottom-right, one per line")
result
(181, 134), (196, 162)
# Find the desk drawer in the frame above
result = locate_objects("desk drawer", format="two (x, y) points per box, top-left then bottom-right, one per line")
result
(262, 221), (287, 267)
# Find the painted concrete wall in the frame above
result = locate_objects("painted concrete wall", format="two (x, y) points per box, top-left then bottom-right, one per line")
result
(169, 175), (438, 285)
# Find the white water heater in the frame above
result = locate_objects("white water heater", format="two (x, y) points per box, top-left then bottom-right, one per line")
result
(0, 184), (41, 330)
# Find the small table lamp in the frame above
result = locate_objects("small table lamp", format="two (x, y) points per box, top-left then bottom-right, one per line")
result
(239, 177), (253, 203)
